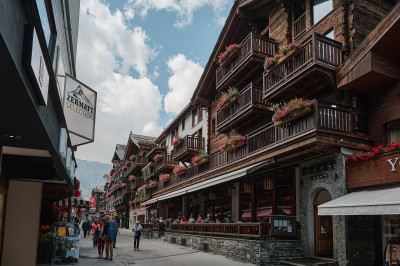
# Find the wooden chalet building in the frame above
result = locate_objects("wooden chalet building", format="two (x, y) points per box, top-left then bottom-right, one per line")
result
(101, 0), (400, 265)
(91, 185), (105, 214)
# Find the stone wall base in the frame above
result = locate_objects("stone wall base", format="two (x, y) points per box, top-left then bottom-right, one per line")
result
(164, 232), (302, 265)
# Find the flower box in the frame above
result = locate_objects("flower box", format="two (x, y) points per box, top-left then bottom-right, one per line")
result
(196, 157), (210, 166)
(220, 95), (239, 111)
(218, 44), (241, 67)
(154, 154), (163, 162)
(273, 106), (311, 127)
(172, 137), (183, 146)
(217, 87), (239, 111)
(219, 46), (240, 67)
(173, 167), (187, 176)
(223, 139), (246, 152)
(267, 47), (300, 73)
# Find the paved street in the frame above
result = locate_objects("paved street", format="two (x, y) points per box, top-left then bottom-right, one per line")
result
(73, 229), (254, 266)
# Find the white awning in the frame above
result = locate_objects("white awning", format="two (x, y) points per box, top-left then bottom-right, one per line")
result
(318, 186), (400, 216)
(143, 162), (264, 205)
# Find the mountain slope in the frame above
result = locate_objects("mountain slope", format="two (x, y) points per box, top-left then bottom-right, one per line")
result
(75, 158), (111, 198)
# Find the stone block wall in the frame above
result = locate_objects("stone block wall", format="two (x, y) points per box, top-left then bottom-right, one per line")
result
(164, 232), (301, 265)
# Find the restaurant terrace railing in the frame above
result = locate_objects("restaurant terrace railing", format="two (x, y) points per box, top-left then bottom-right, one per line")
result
(216, 32), (276, 88)
(154, 154), (176, 173)
(217, 83), (268, 131)
(264, 33), (342, 97)
(172, 136), (205, 161)
(152, 101), (354, 194)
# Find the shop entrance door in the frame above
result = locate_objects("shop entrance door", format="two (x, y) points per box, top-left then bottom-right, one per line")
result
(314, 189), (333, 256)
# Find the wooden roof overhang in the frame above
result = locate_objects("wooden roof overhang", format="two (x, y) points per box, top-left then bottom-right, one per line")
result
(337, 2), (400, 94)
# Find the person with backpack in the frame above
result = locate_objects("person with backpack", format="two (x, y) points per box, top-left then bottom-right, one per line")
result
(132, 220), (143, 251)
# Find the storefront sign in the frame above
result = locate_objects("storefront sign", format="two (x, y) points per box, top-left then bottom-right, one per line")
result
(387, 157), (400, 171)
(89, 197), (96, 208)
(63, 74), (97, 146)
(22, 25), (49, 106)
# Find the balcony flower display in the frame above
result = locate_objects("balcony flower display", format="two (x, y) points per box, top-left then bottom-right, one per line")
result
(346, 142), (400, 163)
(272, 98), (314, 126)
(264, 42), (302, 71)
(129, 155), (135, 161)
(217, 87), (239, 111)
(137, 185), (148, 199)
(154, 154), (163, 162)
(129, 175), (135, 181)
(218, 43), (240, 66)
(191, 151), (210, 165)
(173, 166), (187, 176)
(122, 166), (127, 171)
(172, 136), (183, 146)
(148, 181), (158, 188)
(159, 173), (170, 183)
(141, 162), (153, 179)
(219, 134), (246, 152)
(109, 168), (114, 175)
(121, 183), (127, 188)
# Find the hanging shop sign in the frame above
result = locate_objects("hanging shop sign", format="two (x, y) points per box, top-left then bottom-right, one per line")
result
(63, 74), (97, 146)
(89, 197), (96, 208)
(22, 24), (49, 106)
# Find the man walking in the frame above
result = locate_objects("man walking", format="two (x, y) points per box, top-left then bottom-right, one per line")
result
(132, 221), (142, 251)
(102, 216), (118, 260)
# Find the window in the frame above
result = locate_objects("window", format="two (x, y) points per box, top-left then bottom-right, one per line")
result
(312, 0), (333, 25)
(182, 119), (185, 131)
(35, 0), (56, 55)
(192, 109), (198, 127)
(325, 29), (334, 40)
(389, 123), (400, 143)
(211, 119), (216, 136)
(171, 130), (175, 143)
(55, 46), (65, 101)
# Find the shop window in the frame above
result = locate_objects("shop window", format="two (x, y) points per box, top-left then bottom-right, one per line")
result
(389, 123), (400, 143)
(192, 109), (198, 127)
(312, 0), (333, 25)
(211, 119), (216, 136)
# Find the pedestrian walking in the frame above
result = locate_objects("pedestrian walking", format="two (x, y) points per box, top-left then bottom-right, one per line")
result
(113, 226), (120, 248)
(132, 221), (143, 251)
(102, 215), (118, 261)
(97, 219), (105, 258)
(82, 220), (90, 237)
(92, 220), (99, 247)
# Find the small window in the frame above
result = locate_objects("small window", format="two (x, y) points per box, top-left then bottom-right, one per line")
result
(325, 29), (334, 40)
(182, 119), (185, 131)
(192, 109), (198, 127)
(389, 123), (400, 143)
(312, 0), (333, 25)
(211, 119), (216, 136)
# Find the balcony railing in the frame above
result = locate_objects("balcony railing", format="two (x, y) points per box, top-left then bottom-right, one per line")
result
(216, 83), (269, 131)
(129, 177), (144, 190)
(293, 13), (306, 39)
(216, 32), (276, 88)
(154, 154), (176, 173)
(264, 33), (342, 98)
(124, 155), (146, 177)
(151, 102), (358, 196)
(173, 136), (205, 161)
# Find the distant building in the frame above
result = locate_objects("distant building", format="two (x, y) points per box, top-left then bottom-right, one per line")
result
(91, 185), (105, 214)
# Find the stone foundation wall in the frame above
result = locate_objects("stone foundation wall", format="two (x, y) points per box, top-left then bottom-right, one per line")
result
(164, 232), (301, 265)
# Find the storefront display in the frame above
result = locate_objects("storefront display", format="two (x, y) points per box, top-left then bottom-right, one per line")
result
(52, 222), (80, 264)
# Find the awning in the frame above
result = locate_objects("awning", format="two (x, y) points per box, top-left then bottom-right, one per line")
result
(55, 197), (90, 208)
(143, 162), (264, 205)
(242, 208), (272, 219)
(318, 186), (400, 216)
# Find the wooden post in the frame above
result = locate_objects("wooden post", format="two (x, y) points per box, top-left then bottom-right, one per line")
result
(272, 176), (277, 215)
(251, 178), (256, 222)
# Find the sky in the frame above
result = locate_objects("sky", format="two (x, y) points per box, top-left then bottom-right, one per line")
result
(75, 0), (233, 163)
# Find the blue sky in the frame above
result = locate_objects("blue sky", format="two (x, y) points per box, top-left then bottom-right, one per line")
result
(75, 0), (232, 163)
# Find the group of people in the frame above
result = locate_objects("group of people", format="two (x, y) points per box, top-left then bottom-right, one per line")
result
(173, 214), (218, 224)
(82, 216), (120, 260)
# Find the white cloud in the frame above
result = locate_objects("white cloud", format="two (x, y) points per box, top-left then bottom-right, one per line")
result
(75, 0), (163, 163)
(163, 54), (203, 114)
(124, 0), (230, 28)
(143, 121), (163, 136)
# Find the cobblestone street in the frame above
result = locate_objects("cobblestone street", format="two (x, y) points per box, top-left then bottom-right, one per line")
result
(72, 229), (255, 266)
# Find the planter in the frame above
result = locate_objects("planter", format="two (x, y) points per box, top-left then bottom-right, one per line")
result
(219, 95), (239, 111)
(267, 47), (301, 74)
(273, 106), (312, 127)
(223, 139), (246, 152)
(219, 47), (240, 67)
(173, 139), (183, 147)
(154, 157), (163, 162)
(175, 169), (187, 176)
(195, 157), (210, 166)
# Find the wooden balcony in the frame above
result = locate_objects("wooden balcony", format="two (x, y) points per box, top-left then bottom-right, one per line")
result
(172, 136), (205, 162)
(263, 33), (342, 100)
(346, 152), (400, 189)
(216, 32), (276, 90)
(124, 155), (146, 177)
(293, 13), (306, 39)
(216, 83), (270, 132)
(129, 177), (144, 191)
(154, 154), (176, 174)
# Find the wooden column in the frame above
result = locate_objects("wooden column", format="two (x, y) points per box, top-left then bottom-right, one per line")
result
(272, 176), (277, 215)
(251, 178), (256, 222)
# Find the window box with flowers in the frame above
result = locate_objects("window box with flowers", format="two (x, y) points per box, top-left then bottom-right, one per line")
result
(264, 42), (302, 73)
(219, 134), (246, 152)
(137, 185), (148, 199)
(172, 136), (183, 146)
(154, 154), (163, 162)
(141, 162), (153, 180)
(217, 87), (239, 111)
(346, 143), (400, 163)
(129, 175), (135, 181)
(159, 173), (170, 183)
(272, 98), (314, 127)
(129, 155), (135, 161)
(173, 166), (187, 176)
(148, 181), (158, 189)
(218, 43), (241, 67)
(191, 151), (210, 166)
